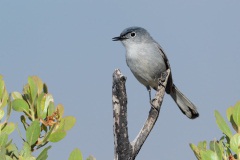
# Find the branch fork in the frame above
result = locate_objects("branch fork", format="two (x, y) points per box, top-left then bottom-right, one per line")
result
(112, 69), (171, 160)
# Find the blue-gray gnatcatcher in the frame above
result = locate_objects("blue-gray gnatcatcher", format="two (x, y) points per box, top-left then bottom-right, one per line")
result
(112, 26), (199, 119)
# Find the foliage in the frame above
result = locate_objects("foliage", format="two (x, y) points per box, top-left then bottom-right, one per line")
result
(190, 101), (240, 160)
(0, 75), (94, 160)
(68, 148), (96, 160)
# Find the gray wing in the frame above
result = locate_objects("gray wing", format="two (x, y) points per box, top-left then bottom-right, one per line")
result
(154, 42), (173, 94)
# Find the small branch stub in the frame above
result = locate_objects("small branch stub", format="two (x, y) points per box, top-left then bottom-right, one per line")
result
(112, 69), (171, 160)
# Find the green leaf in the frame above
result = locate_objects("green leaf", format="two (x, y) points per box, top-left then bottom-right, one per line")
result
(230, 133), (240, 154)
(28, 76), (38, 102)
(1, 90), (8, 109)
(16, 124), (24, 142)
(57, 104), (64, 119)
(0, 77), (4, 99)
(37, 93), (45, 119)
(2, 122), (15, 134)
(6, 155), (13, 160)
(26, 120), (41, 146)
(226, 106), (234, 121)
(6, 96), (12, 121)
(38, 94), (53, 119)
(5, 139), (12, 148)
(23, 84), (31, 98)
(214, 110), (232, 138)
(12, 99), (29, 113)
(0, 109), (4, 120)
(189, 143), (201, 159)
(0, 133), (8, 147)
(200, 150), (219, 160)
(233, 102), (240, 130)
(197, 141), (207, 150)
(6, 143), (19, 158)
(61, 116), (76, 131)
(45, 94), (53, 109)
(0, 77), (8, 109)
(229, 116), (238, 133)
(86, 155), (96, 160)
(219, 137), (231, 156)
(41, 124), (56, 143)
(0, 86), (8, 109)
(21, 142), (32, 158)
(209, 141), (222, 160)
(47, 102), (55, 117)
(68, 148), (83, 160)
(36, 146), (51, 160)
(48, 130), (66, 142)
(31, 76), (43, 95)
(11, 92), (23, 100)
(0, 146), (6, 160)
(39, 94), (47, 119)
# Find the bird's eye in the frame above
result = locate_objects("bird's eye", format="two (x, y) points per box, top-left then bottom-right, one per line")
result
(130, 32), (136, 37)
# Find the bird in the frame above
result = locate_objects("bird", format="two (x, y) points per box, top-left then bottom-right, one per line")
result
(112, 26), (199, 119)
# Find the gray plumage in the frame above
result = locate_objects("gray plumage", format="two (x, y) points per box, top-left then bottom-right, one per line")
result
(113, 26), (199, 119)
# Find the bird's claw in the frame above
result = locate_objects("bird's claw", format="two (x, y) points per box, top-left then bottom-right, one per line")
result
(150, 98), (159, 112)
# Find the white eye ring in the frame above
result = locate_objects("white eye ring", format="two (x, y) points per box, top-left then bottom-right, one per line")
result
(130, 32), (136, 37)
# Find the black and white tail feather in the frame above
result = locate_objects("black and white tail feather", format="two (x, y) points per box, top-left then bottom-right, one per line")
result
(170, 84), (199, 119)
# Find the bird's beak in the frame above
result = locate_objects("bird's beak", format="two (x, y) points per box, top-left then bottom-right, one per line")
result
(112, 36), (121, 41)
(112, 36), (127, 41)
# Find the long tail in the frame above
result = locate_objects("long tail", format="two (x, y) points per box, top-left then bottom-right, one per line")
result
(170, 84), (199, 119)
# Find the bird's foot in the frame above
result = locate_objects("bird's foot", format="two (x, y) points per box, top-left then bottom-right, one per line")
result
(158, 71), (168, 88)
(150, 98), (159, 112)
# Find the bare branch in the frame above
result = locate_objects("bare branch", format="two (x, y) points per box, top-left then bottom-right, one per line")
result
(131, 69), (170, 159)
(112, 69), (171, 160)
(112, 69), (131, 160)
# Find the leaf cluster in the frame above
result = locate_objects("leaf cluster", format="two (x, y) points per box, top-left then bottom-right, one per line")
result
(0, 76), (91, 160)
(190, 101), (240, 160)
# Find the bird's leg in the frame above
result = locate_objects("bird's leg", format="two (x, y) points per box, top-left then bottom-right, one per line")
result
(147, 86), (158, 111)
(147, 87), (152, 102)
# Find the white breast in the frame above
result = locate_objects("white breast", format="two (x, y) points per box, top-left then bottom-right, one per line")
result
(125, 42), (167, 88)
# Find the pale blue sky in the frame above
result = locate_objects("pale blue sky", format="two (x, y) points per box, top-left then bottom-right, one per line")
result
(1, 1), (240, 159)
